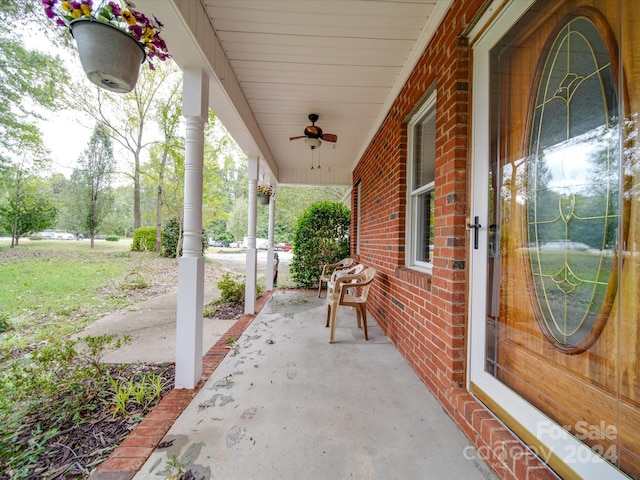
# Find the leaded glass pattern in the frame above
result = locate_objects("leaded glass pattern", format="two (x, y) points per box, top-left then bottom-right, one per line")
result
(527, 17), (619, 350)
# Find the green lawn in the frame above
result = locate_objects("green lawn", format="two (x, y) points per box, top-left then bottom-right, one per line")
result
(0, 238), (291, 357)
(0, 239), (172, 356)
(0, 237), (184, 478)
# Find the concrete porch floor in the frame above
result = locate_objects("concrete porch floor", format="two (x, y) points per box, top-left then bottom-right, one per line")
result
(116, 290), (497, 480)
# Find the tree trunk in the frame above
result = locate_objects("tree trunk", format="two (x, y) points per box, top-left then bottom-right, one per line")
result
(10, 172), (22, 248)
(11, 205), (18, 247)
(175, 213), (183, 259)
(133, 154), (141, 230)
(155, 149), (168, 252)
(155, 184), (163, 252)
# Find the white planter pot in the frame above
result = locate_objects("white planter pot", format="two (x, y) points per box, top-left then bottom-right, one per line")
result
(70, 19), (145, 93)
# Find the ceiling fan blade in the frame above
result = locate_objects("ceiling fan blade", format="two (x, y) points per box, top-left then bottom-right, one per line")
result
(321, 133), (337, 142)
(289, 135), (306, 141)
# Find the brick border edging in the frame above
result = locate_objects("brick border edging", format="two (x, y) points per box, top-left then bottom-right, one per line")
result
(450, 390), (559, 480)
(89, 292), (273, 480)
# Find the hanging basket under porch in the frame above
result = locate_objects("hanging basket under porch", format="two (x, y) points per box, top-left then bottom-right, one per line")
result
(70, 19), (146, 93)
(257, 194), (271, 205)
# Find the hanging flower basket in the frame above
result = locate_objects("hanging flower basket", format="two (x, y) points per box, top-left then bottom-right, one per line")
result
(43, 0), (171, 94)
(257, 185), (274, 205)
(70, 18), (145, 93)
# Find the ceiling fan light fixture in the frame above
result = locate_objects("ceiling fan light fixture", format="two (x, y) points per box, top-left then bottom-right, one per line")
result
(305, 137), (321, 149)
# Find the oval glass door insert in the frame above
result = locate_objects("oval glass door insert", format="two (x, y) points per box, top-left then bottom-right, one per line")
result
(527, 14), (619, 353)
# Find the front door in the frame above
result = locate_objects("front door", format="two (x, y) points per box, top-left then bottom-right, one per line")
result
(469, 1), (640, 478)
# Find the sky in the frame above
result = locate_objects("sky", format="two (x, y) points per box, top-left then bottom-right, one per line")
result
(19, 18), (244, 180)
(21, 25), (123, 178)
(39, 108), (94, 176)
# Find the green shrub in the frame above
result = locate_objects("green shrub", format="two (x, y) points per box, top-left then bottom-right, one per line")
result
(203, 273), (264, 317)
(161, 218), (207, 258)
(0, 335), (132, 476)
(217, 272), (245, 303)
(290, 201), (350, 288)
(131, 227), (155, 251)
(105, 236), (120, 242)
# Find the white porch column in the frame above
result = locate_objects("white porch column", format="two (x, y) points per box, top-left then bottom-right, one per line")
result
(266, 191), (276, 291)
(244, 157), (258, 314)
(175, 68), (208, 389)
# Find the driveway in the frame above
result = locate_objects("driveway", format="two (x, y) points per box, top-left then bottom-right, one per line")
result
(206, 249), (293, 284)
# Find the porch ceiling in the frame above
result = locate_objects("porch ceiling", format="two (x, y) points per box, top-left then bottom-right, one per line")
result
(136, 0), (452, 186)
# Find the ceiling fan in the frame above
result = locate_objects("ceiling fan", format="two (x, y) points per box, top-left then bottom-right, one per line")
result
(289, 113), (337, 149)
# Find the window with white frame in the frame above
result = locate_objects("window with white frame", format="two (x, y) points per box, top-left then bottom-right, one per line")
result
(407, 93), (436, 271)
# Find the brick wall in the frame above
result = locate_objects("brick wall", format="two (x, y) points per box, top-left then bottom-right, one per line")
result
(351, 1), (557, 478)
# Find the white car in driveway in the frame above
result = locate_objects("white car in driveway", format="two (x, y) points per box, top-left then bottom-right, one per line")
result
(52, 232), (75, 240)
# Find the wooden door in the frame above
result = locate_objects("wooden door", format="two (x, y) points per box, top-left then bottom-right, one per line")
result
(485, 1), (640, 476)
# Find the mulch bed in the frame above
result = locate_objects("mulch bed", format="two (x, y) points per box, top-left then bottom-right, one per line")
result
(1, 247), (246, 479)
(206, 300), (245, 320)
(5, 301), (244, 480)
(4, 363), (175, 480)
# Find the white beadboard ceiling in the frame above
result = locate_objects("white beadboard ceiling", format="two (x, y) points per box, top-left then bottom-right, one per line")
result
(136, 0), (452, 186)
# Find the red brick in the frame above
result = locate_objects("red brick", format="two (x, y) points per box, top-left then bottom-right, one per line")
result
(109, 446), (156, 459)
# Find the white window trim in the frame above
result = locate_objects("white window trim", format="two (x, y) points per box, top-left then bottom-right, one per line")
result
(406, 92), (436, 274)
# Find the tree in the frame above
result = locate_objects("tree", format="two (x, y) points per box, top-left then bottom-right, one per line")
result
(207, 219), (234, 244)
(99, 184), (134, 237)
(74, 61), (180, 230)
(0, 134), (54, 246)
(289, 202), (351, 288)
(149, 75), (182, 251)
(273, 186), (347, 243)
(143, 107), (242, 251)
(227, 197), (249, 245)
(0, 4), (69, 173)
(0, 177), (56, 245)
(70, 123), (115, 247)
(202, 116), (240, 226)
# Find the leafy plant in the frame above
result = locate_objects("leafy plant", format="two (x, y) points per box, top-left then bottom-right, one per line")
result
(218, 272), (245, 303)
(157, 454), (189, 478)
(106, 372), (165, 417)
(0, 335), (131, 476)
(106, 235), (120, 242)
(81, 333), (131, 371)
(131, 226), (156, 251)
(203, 273), (264, 318)
(161, 217), (207, 258)
(290, 201), (350, 288)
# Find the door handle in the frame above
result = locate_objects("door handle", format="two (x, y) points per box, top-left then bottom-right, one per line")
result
(467, 216), (481, 250)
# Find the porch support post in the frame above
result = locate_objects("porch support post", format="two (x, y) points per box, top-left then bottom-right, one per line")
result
(175, 68), (208, 389)
(266, 190), (276, 291)
(245, 157), (258, 314)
